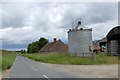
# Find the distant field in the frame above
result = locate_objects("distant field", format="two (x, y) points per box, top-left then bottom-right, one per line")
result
(23, 53), (118, 65)
(0, 50), (17, 72)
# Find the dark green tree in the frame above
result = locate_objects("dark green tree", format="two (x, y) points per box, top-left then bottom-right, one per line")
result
(27, 37), (48, 53)
(21, 49), (23, 54)
(21, 49), (26, 54)
(23, 49), (26, 54)
(37, 37), (48, 49)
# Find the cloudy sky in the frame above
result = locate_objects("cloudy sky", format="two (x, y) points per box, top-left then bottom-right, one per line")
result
(1, 2), (118, 50)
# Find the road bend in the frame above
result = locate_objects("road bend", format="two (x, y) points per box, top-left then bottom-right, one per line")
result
(10, 56), (83, 78)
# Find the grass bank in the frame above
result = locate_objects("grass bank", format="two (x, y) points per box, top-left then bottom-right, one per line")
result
(0, 50), (17, 72)
(0, 51), (2, 72)
(23, 53), (118, 65)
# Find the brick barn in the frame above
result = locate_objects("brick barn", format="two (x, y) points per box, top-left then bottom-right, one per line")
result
(39, 38), (68, 53)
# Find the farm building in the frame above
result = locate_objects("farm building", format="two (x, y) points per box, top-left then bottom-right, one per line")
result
(99, 37), (107, 53)
(92, 37), (107, 53)
(39, 38), (68, 53)
(92, 40), (101, 53)
(88, 26), (120, 55)
(67, 19), (92, 56)
(107, 26), (120, 55)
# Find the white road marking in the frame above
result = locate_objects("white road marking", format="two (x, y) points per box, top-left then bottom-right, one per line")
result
(42, 74), (51, 80)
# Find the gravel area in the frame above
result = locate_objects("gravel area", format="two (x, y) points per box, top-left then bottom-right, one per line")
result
(42, 63), (118, 78)
(0, 72), (2, 80)
(1, 69), (10, 79)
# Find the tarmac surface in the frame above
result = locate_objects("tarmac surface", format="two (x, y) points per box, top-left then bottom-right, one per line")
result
(10, 56), (83, 78)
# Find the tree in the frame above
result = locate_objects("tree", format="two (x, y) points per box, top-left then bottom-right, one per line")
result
(23, 49), (26, 54)
(21, 49), (26, 54)
(37, 37), (48, 49)
(21, 49), (23, 54)
(27, 37), (48, 53)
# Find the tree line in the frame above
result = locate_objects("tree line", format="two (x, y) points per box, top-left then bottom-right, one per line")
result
(27, 37), (48, 53)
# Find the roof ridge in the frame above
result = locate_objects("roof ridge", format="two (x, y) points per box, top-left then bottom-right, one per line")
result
(40, 43), (49, 51)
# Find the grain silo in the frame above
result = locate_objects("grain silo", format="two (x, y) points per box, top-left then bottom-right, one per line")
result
(107, 26), (120, 55)
(67, 19), (92, 56)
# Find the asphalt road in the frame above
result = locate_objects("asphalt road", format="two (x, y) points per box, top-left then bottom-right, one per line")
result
(10, 56), (82, 78)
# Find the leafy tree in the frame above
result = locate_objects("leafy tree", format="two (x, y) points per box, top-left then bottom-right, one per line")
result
(23, 49), (26, 53)
(37, 37), (48, 49)
(21, 49), (23, 54)
(27, 37), (48, 53)
(21, 49), (26, 54)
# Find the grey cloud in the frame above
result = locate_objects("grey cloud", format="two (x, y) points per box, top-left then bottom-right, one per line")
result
(2, 14), (27, 28)
(2, 3), (30, 29)
(1, 2), (118, 50)
(2, 40), (28, 50)
(60, 2), (117, 29)
(2, 2), (117, 29)
(118, 2), (120, 25)
(32, 13), (50, 31)
(83, 2), (117, 25)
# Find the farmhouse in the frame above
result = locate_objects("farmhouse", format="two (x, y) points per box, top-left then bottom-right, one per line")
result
(39, 38), (68, 53)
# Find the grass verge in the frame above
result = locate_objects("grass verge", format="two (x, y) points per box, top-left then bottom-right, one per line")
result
(22, 53), (118, 65)
(0, 50), (17, 72)
(0, 51), (2, 72)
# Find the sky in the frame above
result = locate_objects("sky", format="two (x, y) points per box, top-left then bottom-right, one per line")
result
(0, 2), (118, 50)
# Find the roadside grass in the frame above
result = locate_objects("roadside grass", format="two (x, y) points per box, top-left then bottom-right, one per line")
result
(0, 50), (17, 72)
(118, 56), (120, 64)
(22, 53), (118, 65)
(95, 53), (118, 64)
(0, 50), (2, 72)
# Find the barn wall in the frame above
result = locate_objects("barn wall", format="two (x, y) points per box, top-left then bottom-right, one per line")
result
(108, 40), (120, 55)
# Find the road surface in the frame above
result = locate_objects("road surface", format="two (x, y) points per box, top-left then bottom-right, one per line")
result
(10, 56), (83, 78)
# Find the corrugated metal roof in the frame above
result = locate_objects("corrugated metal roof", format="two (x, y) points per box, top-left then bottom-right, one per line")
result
(107, 26), (120, 40)
(99, 37), (107, 43)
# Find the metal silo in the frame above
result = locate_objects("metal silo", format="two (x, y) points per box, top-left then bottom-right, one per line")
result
(67, 19), (92, 56)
